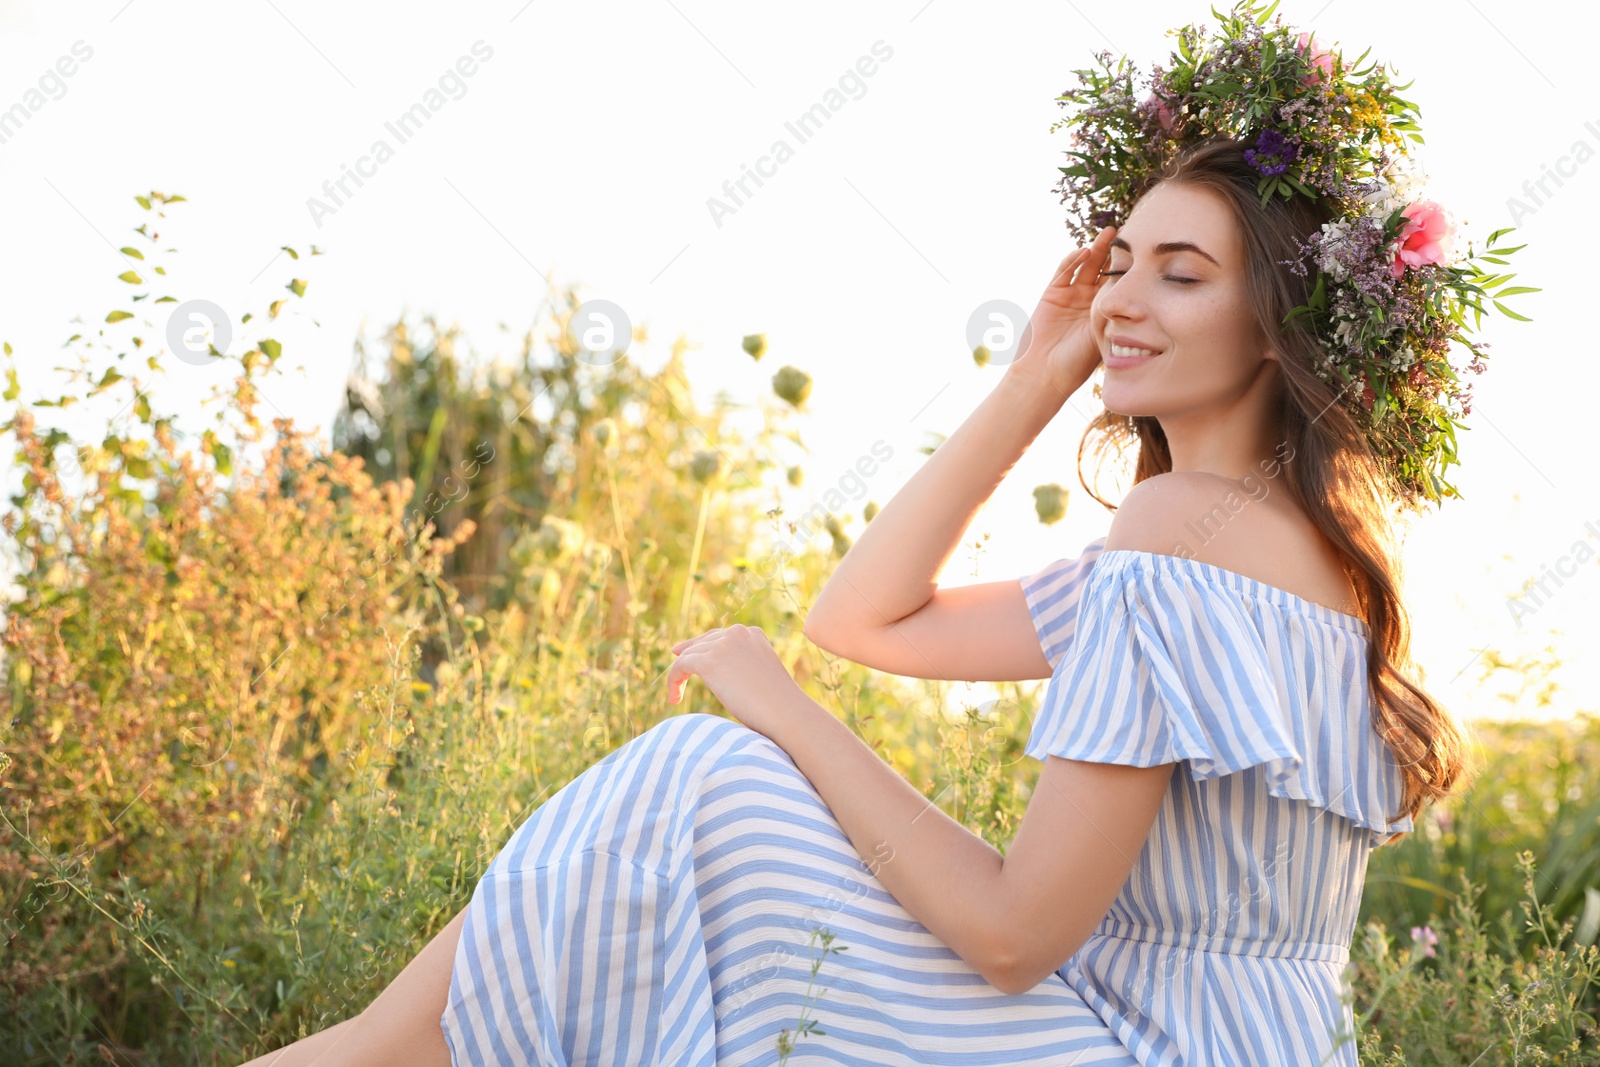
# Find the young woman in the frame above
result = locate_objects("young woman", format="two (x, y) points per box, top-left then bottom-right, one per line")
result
(245, 0), (1541, 1045)
(236, 130), (1476, 1066)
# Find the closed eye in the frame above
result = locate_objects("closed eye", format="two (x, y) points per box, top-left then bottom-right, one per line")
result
(1099, 270), (1198, 285)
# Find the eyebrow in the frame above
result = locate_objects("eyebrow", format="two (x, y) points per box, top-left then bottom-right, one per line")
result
(1109, 236), (1220, 267)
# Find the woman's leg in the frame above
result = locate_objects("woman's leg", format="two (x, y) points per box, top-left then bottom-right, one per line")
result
(236, 906), (466, 1067)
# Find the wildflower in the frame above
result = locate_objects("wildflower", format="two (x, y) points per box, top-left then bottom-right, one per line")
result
(1295, 31), (1336, 83)
(689, 449), (722, 484)
(1409, 925), (1438, 958)
(772, 365), (812, 408)
(1351, 94), (1381, 127)
(1243, 128), (1300, 176)
(1390, 201), (1454, 277)
(1139, 92), (1176, 133)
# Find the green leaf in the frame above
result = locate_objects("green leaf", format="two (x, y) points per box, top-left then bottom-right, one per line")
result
(120, 246), (144, 260)
(134, 392), (151, 422)
(288, 278), (308, 297)
(1492, 300), (1532, 322)
(282, 245), (299, 260)
(210, 438), (232, 476)
(118, 271), (142, 285)
(260, 338), (282, 361)
(3, 367), (19, 401)
(135, 195), (152, 210)
(1491, 286), (1539, 296)
(106, 310), (134, 323)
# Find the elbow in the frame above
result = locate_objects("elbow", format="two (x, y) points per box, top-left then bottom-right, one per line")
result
(980, 927), (1032, 996)
(986, 930), (1084, 996)
(986, 955), (1035, 997)
(801, 610), (844, 654)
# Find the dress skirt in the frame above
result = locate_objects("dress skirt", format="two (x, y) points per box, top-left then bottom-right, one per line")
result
(440, 712), (1140, 1066)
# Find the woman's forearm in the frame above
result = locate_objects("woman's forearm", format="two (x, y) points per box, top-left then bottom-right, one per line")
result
(768, 691), (1015, 987)
(805, 366), (1082, 636)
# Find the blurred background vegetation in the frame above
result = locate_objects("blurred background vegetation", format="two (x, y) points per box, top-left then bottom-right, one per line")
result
(0, 194), (1595, 1066)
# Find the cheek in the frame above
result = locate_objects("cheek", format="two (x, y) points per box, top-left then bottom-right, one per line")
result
(1187, 292), (1254, 351)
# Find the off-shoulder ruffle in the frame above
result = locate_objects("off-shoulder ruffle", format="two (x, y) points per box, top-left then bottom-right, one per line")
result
(1019, 535), (1109, 673)
(1026, 548), (1414, 844)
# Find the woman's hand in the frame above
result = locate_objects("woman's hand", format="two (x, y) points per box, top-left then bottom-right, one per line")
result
(1008, 225), (1117, 395)
(667, 626), (814, 745)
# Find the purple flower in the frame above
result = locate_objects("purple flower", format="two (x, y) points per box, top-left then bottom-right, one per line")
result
(1244, 128), (1301, 177)
(1090, 209), (1121, 229)
(1409, 925), (1438, 958)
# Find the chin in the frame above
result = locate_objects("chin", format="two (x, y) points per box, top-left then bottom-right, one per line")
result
(1098, 380), (1159, 419)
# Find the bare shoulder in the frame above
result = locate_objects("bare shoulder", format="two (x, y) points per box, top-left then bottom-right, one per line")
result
(1107, 471), (1361, 616)
(1104, 471), (1244, 555)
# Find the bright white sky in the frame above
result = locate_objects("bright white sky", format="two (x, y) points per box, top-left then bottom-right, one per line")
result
(0, 0), (1594, 723)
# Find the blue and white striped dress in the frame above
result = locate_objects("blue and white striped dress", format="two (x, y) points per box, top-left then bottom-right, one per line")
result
(440, 535), (1414, 1065)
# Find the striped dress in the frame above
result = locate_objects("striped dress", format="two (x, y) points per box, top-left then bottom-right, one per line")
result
(440, 535), (1414, 1065)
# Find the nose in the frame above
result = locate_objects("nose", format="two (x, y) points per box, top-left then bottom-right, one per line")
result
(1093, 266), (1148, 325)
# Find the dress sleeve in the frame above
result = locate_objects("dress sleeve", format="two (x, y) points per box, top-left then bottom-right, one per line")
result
(1024, 550), (1415, 844)
(1019, 535), (1108, 673)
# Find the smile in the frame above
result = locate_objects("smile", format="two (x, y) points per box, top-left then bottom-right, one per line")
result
(1109, 342), (1163, 358)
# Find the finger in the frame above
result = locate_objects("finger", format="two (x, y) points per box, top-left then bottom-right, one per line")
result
(1051, 247), (1091, 286)
(671, 628), (725, 654)
(1071, 226), (1118, 287)
(667, 656), (694, 704)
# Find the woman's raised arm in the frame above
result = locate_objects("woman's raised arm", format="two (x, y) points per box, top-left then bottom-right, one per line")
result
(801, 368), (1070, 682)
(803, 233), (1116, 682)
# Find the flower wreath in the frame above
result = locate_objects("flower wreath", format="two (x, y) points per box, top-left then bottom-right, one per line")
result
(1051, 0), (1536, 510)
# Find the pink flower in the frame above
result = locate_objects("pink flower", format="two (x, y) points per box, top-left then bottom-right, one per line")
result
(1410, 925), (1439, 958)
(1390, 200), (1455, 278)
(1296, 32), (1336, 83)
(1140, 93), (1176, 132)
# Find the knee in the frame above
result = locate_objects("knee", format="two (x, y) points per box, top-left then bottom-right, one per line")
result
(647, 711), (753, 742)
(640, 713), (776, 761)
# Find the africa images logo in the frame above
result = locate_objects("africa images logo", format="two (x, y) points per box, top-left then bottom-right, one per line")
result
(306, 40), (495, 227)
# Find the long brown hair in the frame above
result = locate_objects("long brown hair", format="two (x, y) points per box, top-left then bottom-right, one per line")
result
(1075, 137), (1478, 843)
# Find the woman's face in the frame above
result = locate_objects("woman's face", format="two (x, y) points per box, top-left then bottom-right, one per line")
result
(1090, 181), (1277, 417)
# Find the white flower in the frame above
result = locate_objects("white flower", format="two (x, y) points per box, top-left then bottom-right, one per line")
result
(1316, 221), (1353, 281)
(1379, 156), (1426, 208)
(1357, 157), (1428, 221)
(1358, 179), (1393, 212)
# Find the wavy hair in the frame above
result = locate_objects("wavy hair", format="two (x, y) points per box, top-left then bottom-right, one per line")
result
(1075, 137), (1478, 843)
